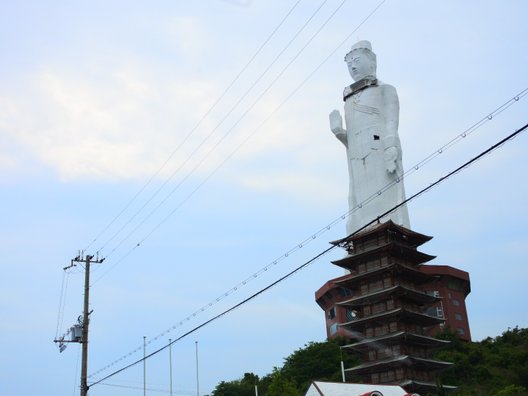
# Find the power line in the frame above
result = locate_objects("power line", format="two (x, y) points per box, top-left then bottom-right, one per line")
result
(88, 87), (527, 377)
(82, 0), (304, 254)
(91, 0), (383, 284)
(87, 0), (525, 376)
(99, 382), (197, 395)
(97, 0), (343, 262)
(89, 121), (528, 387)
(54, 270), (68, 340)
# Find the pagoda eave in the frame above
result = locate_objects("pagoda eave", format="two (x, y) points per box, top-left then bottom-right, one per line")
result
(331, 243), (436, 269)
(342, 331), (450, 352)
(340, 308), (443, 330)
(345, 355), (452, 374)
(330, 220), (433, 247)
(398, 379), (458, 393)
(337, 285), (441, 307)
(335, 263), (435, 286)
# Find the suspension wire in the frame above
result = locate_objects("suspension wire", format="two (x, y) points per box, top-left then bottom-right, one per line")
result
(91, 0), (359, 285)
(56, 270), (73, 339)
(92, 63), (525, 283)
(82, 0), (304, 254)
(89, 120), (528, 387)
(89, 87), (528, 376)
(99, 382), (195, 395)
(87, 0), (524, 375)
(88, 4), (525, 367)
(97, 0), (344, 260)
(55, 270), (67, 339)
(96, 0), (330, 256)
(397, 88), (528, 182)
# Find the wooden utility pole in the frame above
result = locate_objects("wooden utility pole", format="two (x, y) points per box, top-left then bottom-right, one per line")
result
(74, 254), (104, 396)
(53, 252), (104, 396)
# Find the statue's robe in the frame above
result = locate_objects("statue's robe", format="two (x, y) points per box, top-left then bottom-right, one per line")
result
(339, 80), (410, 235)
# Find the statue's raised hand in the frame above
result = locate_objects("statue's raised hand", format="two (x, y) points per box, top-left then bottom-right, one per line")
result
(329, 110), (347, 146)
(329, 110), (344, 134)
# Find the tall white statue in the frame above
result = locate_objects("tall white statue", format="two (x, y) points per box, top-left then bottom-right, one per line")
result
(329, 40), (410, 235)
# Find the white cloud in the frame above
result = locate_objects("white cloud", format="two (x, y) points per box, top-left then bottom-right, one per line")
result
(161, 15), (209, 59)
(0, 63), (220, 182)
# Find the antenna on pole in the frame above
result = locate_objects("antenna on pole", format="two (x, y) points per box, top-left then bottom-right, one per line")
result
(195, 341), (200, 396)
(144, 336), (147, 396)
(169, 339), (173, 396)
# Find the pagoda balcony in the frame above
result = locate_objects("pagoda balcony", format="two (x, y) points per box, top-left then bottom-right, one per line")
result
(339, 307), (444, 330)
(345, 355), (452, 375)
(337, 285), (441, 308)
(335, 262), (435, 287)
(341, 331), (450, 352)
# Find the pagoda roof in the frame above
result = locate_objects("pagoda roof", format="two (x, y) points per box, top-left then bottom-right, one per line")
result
(398, 379), (457, 392)
(331, 221), (433, 248)
(331, 242), (435, 269)
(341, 331), (450, 351)
(337, 285), (441, 307)
(345, 355), (452, 374)
(335, 264), (434, 287)
(339, 308), (444, 330)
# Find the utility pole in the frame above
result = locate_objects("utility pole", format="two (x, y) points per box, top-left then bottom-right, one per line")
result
(80, 254), (92, 396)
(54, 252), (104, 396)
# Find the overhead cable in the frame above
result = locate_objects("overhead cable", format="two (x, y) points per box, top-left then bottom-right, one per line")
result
(83, 0), (304, 254)
(89, 121), (528, 386)
(89, 87), (527, 377)
(91, 0), (385, 284)
(98, 0), (345, 262)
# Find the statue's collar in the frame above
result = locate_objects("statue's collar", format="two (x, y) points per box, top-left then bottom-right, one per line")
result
(343, 76), (378, 101)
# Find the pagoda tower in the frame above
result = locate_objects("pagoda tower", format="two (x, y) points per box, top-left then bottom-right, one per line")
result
(326, 221), (454, 393)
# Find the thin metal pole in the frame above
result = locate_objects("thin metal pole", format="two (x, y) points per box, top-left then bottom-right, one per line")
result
(169, 339), (173, 396)
(80, 255), (91, 396)
(195, 341), (199, 396)
(341, 360), (346, 383)
(144, 336), (147, 396)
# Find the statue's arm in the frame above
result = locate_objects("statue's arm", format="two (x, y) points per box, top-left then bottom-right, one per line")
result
(381, 85), (401, 173)
(329, 110), (348, 147)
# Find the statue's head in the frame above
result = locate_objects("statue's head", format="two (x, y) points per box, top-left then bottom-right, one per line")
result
(344, 40), (377, 81)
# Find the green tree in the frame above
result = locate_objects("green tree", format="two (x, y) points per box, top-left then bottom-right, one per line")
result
(280, 338), (360, 393)
(437, 326), (528, 395)
(211, 372), (259, 396)
(211, 327), (528, 396)
(495, 384), (528, 396)
(265, 369), (299, 396)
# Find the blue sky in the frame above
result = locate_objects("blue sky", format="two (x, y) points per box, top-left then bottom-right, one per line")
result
(1, 1), (528, 395)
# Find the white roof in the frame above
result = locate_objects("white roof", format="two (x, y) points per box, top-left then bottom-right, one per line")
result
(305, 381), (411, 396)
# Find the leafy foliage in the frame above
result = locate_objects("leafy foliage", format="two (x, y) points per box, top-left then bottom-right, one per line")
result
(265, 368), (299, 396)
(211, 338), (359, 396)
(212, 372), (260, 396)
(279, 338), (360, 392)
(212, 328), (528, 396)
(435, 326), (528, 395)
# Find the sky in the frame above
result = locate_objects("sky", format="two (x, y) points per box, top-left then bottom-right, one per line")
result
(1, 0), (528, 395)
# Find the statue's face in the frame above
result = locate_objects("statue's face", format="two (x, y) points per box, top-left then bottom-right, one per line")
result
(346, 52), (374, 81)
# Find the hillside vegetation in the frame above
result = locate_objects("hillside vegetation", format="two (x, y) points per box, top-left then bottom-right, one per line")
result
(211, 327), (528, 396)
